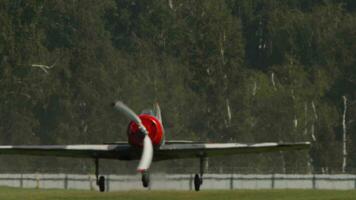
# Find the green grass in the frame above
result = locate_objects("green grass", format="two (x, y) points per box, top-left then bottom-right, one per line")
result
(0, 187), (355, 200)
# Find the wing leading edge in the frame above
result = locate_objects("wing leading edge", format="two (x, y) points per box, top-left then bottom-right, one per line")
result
(0, 144), (140, 160)
(0, 142), (310, 161)
(155, 142), (310, 160)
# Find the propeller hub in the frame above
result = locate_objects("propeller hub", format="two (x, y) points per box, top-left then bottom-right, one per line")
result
(127, 114), (164, 147)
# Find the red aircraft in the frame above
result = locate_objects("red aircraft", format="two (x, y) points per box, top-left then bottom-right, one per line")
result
(0, 101), (310, 191)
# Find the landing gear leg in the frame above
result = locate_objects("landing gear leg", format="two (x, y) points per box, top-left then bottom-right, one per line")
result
(194, 174), (201, 191)
(194, 157), (205, 191)
(141, 171), (150, 188)
(95, 158), (105, 192)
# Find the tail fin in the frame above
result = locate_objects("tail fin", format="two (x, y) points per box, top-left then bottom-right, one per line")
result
(154, 102), (165, 145)
(154, 102), (162, 124)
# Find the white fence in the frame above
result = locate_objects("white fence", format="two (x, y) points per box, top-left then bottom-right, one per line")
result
(0, 174), (356, 191)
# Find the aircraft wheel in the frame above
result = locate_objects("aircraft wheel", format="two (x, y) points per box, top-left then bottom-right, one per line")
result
(142, 172), (150, 188)
(98, 176), (105, 192)
(194, 174), (201, 191)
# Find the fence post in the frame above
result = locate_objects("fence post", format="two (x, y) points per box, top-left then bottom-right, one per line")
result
(35, 174), (40, 189)
(89, 175), (94, 191)
(148, 176), (152, 191)
(19, 174), (23, 188)
(106, 175), (110, 192)
(271, 174), (275, 189)
(189, 174), (192, 191)
(64, 174), (68, 190)
(230, 174), (234, 190)
(312, 174), (316, 189)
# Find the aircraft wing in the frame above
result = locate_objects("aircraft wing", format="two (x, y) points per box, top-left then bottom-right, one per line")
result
(0, 142), (310, 161)
(155, 142), (310, 160)
(0, 144), (140, 160)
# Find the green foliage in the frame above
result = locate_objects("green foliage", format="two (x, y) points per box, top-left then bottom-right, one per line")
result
(0, 0), (355, 173)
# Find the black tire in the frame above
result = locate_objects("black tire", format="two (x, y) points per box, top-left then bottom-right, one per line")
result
(194, 174), (201, 191)
(142, 172), (150, 188)
(98, 176), (105, 192)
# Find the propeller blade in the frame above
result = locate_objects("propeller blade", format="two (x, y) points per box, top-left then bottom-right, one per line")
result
(113, 101), (153, 172)
(137, 135), (154, 172)
(113, 101), (141, 124)
(113, 101), (148, 134)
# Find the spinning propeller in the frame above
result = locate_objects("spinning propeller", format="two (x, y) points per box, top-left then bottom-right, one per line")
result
(113, 101), (153, 172)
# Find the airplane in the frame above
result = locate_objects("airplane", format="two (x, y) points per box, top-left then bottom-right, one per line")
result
(0, 101), (310, 192)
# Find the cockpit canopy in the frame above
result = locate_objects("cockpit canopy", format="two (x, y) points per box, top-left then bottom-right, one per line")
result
(141, 109), (155, 116)
(140, 103), (162, 123)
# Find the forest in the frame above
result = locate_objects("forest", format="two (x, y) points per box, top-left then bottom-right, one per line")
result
(0, 0), (355, 174)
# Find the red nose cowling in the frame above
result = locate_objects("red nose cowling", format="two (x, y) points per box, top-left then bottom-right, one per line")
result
(127, 114), (164, 147)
